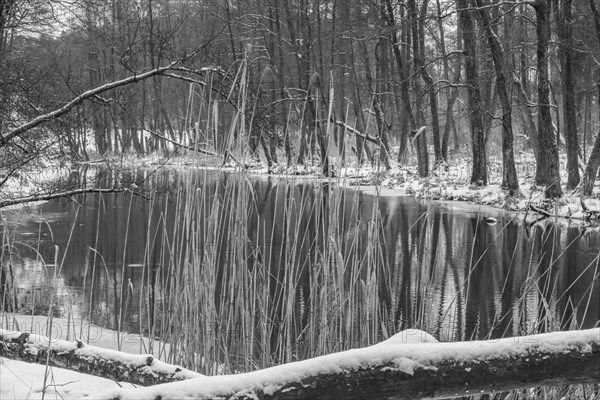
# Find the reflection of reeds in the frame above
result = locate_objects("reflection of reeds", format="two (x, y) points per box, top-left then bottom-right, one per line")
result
(131, 170), (393, 374)
(129, 168), (600, 381)
(2, 169), (600, 398)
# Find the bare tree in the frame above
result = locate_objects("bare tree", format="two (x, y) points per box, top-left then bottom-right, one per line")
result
(474, 0), (519, 193)
(532, 0), (562, 197)
(458, 0), (487, 186)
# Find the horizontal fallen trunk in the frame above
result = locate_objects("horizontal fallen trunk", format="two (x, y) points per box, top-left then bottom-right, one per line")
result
(94, 328), (600, 400)
(332, 119), (379, 145)
(145, 129), (218, 156)
(0, 329), (203, 386)
(0, 188), (129, 209)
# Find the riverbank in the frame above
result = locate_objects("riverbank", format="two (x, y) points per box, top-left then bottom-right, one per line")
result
(2, 151), (599, 223)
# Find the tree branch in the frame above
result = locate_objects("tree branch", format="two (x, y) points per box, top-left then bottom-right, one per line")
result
(0, 58), (217, 146)
(0, 330), (203, 386)
(92, 329), (600, 400)
(0, 188), (130, 209)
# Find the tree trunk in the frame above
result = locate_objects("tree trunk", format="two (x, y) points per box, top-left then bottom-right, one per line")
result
(408, 0), (429, 177)
(374, 39), (392, 170)
(92, 329), (600, 400)
(419, 0), (443, 167)
(583, 130), (600, 195)
(474, 0), (520, 193)
(382, 0), (425, 174)
(436, 0), (459, 161)
(584, 0), (600, 195)
(0, 330), (203, 386)
(558, 0), (580, 190)
(533, 0), (563, 197)
(458, 0), (487, 185)
(349, 35), (372, 164)
(513, 78), (539, 161)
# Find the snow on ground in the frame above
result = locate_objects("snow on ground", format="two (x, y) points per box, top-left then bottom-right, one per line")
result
(1, 314), (169, 357)
(0, 357), (136, 400)
(0, 312), (200, 399)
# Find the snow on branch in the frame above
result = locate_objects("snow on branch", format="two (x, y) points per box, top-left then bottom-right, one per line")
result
(0, 59), (220, 146)
(90, 328), (600, 400)
(0, 329), (204, 386)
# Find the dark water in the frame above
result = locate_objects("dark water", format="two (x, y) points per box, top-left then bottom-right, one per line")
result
(2, 168), (600, 369)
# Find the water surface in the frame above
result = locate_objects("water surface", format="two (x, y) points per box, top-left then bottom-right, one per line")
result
(2, 168), (599, 371)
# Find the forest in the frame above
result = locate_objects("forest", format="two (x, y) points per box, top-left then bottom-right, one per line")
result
(4, 1), (600, 398)
(1, 0), (600, 199)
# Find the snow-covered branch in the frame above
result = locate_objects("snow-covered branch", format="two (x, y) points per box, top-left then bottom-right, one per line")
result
(91, 329), (600, 400)
(0, 60), (219, 147)
(0, 330), (203, 386)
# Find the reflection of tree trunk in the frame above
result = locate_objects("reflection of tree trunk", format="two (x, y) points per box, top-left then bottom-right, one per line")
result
(442, 213), (463, 341)
(536, 224), (558, 332)
(396, 206), (413, 329)
(491, 220), (518, 338)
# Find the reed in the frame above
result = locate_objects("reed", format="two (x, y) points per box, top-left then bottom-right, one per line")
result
(2, 171), (599, 398)
(1, 106), (599, 399)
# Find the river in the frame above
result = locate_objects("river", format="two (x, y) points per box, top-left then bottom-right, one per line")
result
(1, 167), (599, 373)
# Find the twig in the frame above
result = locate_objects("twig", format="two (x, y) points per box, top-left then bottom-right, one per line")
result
(529, 203), (552, 218)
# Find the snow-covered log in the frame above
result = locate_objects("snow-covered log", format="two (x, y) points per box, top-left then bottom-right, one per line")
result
(93, 329), (600, 400)
(0, 329), (203, 386)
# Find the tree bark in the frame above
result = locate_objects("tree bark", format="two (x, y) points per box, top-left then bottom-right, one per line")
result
(583, 130), (600, 195)
(474, 0), (520, 193)
(1, 60), (206, 147)
(436, 0), (460, 161)
(94, 329), (600, 400)
(0, 188), (131, 209)
(583, 0), (600, 195)
(532, 0), (563, 197)
(557, 0), (580, 190)
(458, 0), (487, 185)
(0, 329), (203, 386)
(373, 39), (392, 170)
(513, 78), (540, 161)
(382, 0), (426, 175)
(408, 0), (430, 177)
(418, 0), (443, 167)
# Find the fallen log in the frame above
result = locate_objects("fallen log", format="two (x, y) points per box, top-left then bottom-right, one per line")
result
(145, 128), (218, 156)
(332, 120), (379, 145)
(0, 329), (203, 386)
(0, 188), (129, 209)
(93, 329), (600, 400)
